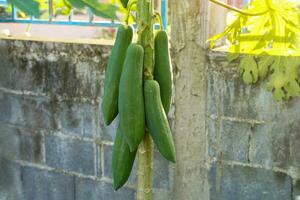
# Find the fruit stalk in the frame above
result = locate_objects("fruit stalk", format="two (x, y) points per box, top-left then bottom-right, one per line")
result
(136, 0), (154, 199)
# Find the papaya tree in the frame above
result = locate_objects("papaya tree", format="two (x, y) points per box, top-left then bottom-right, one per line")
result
(101, 0), (175, 200)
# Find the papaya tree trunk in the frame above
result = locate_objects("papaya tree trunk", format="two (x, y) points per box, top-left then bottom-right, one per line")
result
(136, 0), (154, 200)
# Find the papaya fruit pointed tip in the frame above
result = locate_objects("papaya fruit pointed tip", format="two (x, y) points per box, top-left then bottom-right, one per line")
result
(113, 180), (122, 191)
(170, 156), (176, 163)
(165, 152), (176, 163)
(113, 175), (126, 191)
(103, 115), (113, 126)
(104, 118), (110, 126)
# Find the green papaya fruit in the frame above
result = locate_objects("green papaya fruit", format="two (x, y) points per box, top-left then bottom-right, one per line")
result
(144, 80), (176, 163)
(102, 25), (133, 125)
(154, 30), (173, 114)
(119, 43), (145, 151)
(112, 126), (137, 190)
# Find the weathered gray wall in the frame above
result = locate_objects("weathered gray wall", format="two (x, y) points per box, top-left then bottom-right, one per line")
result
(0, 39), (173, 200)
(0, 38), (300, 200)
(207, 51), (300, 200)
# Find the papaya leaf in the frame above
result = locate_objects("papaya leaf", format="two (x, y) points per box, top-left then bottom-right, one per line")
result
(120, 0), (129, 8)
(8, 0), (41, 18)
(67, 0), (85, 9)
(66, 0), (118, 19)
(227, 53), (240, 62)
(266, 72), (288, 100)
(208, 0), (300, 57)
(257, 56), (274, 79)
(285, 79), (300, 98)
(239, 56), (258, 84)
(284, 59), (300, 98)
(274, 88), (286, 101)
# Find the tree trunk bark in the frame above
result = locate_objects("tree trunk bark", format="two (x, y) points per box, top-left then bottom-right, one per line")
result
(171, 0), (210, 199)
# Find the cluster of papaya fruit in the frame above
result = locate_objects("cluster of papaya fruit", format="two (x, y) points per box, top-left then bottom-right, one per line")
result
(101, 1), (175, 191)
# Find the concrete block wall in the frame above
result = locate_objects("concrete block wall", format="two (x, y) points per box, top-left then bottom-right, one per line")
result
(1, 38), (299, 200)
(207, 51), (300, 200)
(0, 39), (173, 200)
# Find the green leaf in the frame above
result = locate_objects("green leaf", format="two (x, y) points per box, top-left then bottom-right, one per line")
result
(239, 56), (258, 84)
(274, 88), (286, 101)
(209, 0), (300, 57)
(227, 53), (240, 62)
(257, 56), (274, 79)
(270, 57), (285, 73)
(120, 0), (129, 8)
(270, 73), (287, 89)
(67, 0), (86, 9)
(8, 0), (41, 17)
(285, 79), (300, 98)
(66, 0), (118, 19)
(193, 0), (300, 100)
(267, 72), (288, 100)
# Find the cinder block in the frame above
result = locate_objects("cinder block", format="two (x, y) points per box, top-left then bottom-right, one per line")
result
(0, 159), (23, 200)
(21, 166), (75, 200)
(82, 103), (99, 138)
(58, 102), (100, 138)
(45, 135), (95, 175)
(0, 92), (11, 123)
(7, 95), (58, 130)
(209, 163), (292, 200)
(0, 125), (43, 163)
(294, 180), (300, 200)
(207, 118), (219, 158)
(0, 125), (20, 160)
(249, 107), (300, 168)
(75, 177), (135, 200)
(60, 102), (83, 135)
(208, 120), (251, 162)
(19, 130), (43, 163)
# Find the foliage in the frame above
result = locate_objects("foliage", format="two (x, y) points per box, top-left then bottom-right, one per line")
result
(39, 0), (72, 17)
(8, 0), (118, 19)
(8, 0), (40, 17)
(230, 55), (300, 100)
(68, 0), (117, 19)
(209, 0), (300, 100)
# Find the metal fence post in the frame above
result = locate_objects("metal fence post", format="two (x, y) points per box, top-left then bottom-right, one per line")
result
(161, 0), (168, 29)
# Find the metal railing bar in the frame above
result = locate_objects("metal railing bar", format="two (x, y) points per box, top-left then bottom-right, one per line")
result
(1, 0), (168, 29)
(161, 0), (168, 29)
(0, 18), (161, 29)
(11, 2), (16, 21)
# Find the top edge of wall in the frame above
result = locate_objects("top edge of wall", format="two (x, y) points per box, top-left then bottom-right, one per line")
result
(0, 35), (114, 46)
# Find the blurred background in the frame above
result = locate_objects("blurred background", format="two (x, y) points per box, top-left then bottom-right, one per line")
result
(0, 0), (165, 40)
